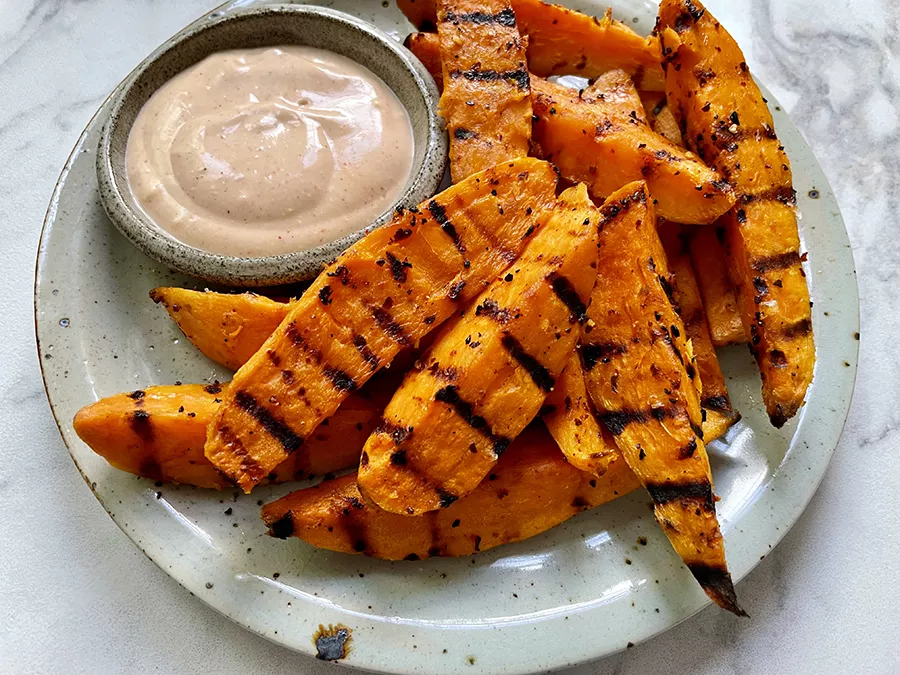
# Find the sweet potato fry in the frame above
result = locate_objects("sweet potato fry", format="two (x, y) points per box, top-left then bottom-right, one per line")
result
(262, 425), (640, 558)
(436, 0), (531, 182)
(206, 158), (559, 492)
(581, 68), (647, 121)
(357, 184), (600, 515)
(397, 0), (665, 91)
(639, 91), (683, 145)
(660, 224), (740, 440)
(658, 0), (814, 427)
(542, 352), (620, 474)
(404, 32), (443, 91)
(687, 226), (746, 346)
(150, 288), (291, 371)
(73, 381), (393, 488)
(531, 77), (734, 225)
(580, 181), (744, 615)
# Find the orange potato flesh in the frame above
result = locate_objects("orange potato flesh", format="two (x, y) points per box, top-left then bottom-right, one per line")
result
(687, 225), (747, 347)
(150, 288), (291, 371)
(262, 424), (640, 559)
(357, 184), (600, 515)
(530, 76), (734, 225)
(397, 0), (665, 91)
(660, 224), (741, 441)
(436, 0), (531, 182)
(580, 181), (743, 615)
(639, 90), (684, 145)
(542, 352), (620, 474)
(658, 0), (814, 427)
(205, 158), (559, 492)
(73, 381), (395, 488)
(404, 32), (443, 91)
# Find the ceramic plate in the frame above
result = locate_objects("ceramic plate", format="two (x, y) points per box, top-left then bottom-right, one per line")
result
(35, 1), (859, 673)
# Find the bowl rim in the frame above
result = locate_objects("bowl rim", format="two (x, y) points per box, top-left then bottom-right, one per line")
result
(96, 3), (447, 287)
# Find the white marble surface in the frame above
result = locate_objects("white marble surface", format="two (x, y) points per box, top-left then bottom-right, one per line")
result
(1, 0), (897, 673)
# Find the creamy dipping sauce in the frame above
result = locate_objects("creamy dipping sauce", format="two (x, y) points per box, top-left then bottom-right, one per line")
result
(126, 46), (414, 257)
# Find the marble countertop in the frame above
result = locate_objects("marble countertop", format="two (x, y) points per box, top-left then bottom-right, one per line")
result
(1, 0), (897, 673)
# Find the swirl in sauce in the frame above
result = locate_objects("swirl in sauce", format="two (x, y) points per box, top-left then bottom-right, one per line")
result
(126, 46), (414, 257)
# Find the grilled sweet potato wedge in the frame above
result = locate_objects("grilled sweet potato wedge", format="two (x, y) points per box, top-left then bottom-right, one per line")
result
(357, 184), (600, 515)
(582, 68), (646, 121)
(639, 91), (683, 145)
(262, 425), (640, 558)
(687, 226), (746, 346)
(206, 158), (558, 492)
(397, 0), (664, 91)
(580, 181), (743, 615)
(150, 288), (291, 371)
(404, 32), (444, 91)
(660, 224), (740, 441)
(531, 77), (733, 224)
(542, 352), (620, 475)
(405, 32), (443, 91)
(436, 0), (531, 182)
(658, 0), (814, 427)
(73, 381), (391, 488)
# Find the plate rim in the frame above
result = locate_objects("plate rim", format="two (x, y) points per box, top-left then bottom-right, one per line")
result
(34, 1), (861, 672)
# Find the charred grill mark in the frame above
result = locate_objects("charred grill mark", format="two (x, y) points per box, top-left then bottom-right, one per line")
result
(779, 317), (813, 339)
(702, 395), (731, 411)
(318, 285), (333, 305)
(677, 438), (698, 459)
(442, 8), (516, 26)
(371, 306), (412, 346)
(453, 127), (478, 141)
(687, 563), (747, 617)
(448, 67), (530, 90)
(548, 273), (588, 324)
(353, 334), (380, 371)
(598, 409), (649, 436)
(750, 250), (801, 273)
(217, 424), (267, 483)
(434, 385), (510, 457)
(646, 479), (714, 510)
(284, 322), (324, 364)
(376, 418), (412, 446)
(323, 367), (357, 392)
(658, 274), (677, 307)
(428, 362), (461, 382)
(500, 333), (554, 392)
(128, 390), (145, 400)
(770, 349), (789, 368)
(741, 185), (796, 205)
(268, 513), (295, 539)
(130, 409), (153, 442)
(204, 383), (222, 395)
(390, 449), (407, 466)
(428, 200), (466, 254)
(447, 279), (467, 300)
(138, 456), (163, 482)
(475, 299), (512, 324)
(234, 390), (304, 453)
(580, 342), (627, 371)
(437, 489), (459, 508)
(385, 251), (412, 283)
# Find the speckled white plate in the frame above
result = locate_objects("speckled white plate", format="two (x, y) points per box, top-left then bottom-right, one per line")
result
(35, 1), (859, 673)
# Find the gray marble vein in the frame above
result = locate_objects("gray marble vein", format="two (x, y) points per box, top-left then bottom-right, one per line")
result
(1, 0), (898, 673)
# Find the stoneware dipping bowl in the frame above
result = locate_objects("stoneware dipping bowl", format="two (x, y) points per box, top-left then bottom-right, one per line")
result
(97, 4), (447, 287)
